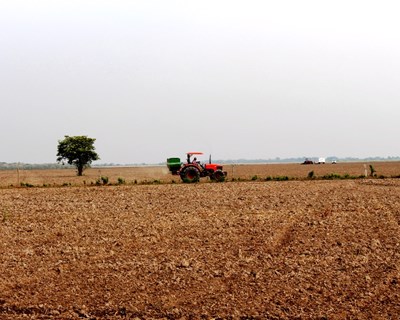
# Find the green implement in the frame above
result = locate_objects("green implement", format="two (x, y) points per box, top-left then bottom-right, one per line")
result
(167, 157), (182, 175)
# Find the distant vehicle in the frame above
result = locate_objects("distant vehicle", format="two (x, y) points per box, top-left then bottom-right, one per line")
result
(302, 158), (314, 165)
(317, 158), (326, 164)
(332, 160), (337, 164)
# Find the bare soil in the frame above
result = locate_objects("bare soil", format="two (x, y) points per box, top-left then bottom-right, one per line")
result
(1, 177), (399, 319)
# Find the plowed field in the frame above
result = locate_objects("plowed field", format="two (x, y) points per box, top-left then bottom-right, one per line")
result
(1, 175), (400, 318)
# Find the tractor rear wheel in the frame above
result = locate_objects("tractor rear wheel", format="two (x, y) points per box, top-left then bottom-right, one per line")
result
(213, 169), (225, 182)
(180, 166), (200, 183)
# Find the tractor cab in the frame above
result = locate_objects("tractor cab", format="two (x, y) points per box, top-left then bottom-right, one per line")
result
(186, 152), (203, 165)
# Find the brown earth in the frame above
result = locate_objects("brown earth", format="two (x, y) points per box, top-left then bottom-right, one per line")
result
(1, 175), (400, 319)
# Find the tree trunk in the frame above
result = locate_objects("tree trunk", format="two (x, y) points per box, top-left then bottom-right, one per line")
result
(77, 164), (83, 176)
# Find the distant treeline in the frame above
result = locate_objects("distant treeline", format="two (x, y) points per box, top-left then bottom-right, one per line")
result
(214, 156), (400, 164)
(1, 156), (399, 170)
(0, 163), (74, 170)
(157, 156), (400, 165)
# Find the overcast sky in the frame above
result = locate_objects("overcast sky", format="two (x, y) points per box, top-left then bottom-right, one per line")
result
(1, 1), (399, 164)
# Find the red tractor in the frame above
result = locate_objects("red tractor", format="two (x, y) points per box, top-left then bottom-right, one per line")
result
(167, 152), (227, 183)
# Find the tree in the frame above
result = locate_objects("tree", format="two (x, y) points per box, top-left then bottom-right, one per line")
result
(57, 135), (100, 176)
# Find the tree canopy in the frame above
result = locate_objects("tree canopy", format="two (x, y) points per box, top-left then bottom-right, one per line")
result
(56, 135), (100, 176)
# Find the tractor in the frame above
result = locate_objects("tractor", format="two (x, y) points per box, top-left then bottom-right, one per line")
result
(167, 152), (227, 183)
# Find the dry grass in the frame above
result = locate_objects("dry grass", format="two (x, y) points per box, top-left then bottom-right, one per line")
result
(1, 175), (400, 319)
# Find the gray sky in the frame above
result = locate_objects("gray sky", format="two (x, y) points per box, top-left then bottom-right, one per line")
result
(1, 0), (399, 164)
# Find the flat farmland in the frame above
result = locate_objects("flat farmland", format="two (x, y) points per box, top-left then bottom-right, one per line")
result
(1, 161), (400, 187)
(1, 171), (400, 318)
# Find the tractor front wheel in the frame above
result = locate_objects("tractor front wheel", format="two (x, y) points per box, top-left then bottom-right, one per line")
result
(180, 166), (200, 183)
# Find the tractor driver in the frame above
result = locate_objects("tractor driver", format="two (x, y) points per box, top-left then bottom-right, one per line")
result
(193, 157), (202, 165)
(192, 157), (204, 169)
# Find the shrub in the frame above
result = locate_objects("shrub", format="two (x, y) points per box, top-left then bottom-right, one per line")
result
(308, 171), (315, 179)
(117, 177), (126, 185)
(101, 176), (109, 185)
(275, 176), (289, 181)
(96, 176), (109, 185)
(20, 182), (34, 187)
(369, 165), (376, 177)
(251, 175), (258, 181)
(322, 173), (342, 180)
(265, 176), (289, 181)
